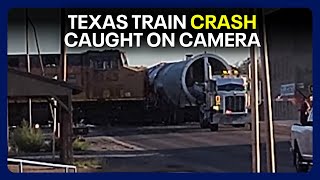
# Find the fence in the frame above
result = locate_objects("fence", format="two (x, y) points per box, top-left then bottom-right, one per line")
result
(7, 158), (77, 173)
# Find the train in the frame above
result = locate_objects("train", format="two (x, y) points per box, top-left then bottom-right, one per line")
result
(8, 50), (250, 128)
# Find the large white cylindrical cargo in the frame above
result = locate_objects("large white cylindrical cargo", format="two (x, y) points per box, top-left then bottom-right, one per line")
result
(148, 53), (232, 107)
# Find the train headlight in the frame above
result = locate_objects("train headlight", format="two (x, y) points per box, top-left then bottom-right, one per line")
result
(213, 106), (220, 111)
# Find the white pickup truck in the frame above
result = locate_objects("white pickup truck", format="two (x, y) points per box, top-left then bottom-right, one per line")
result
(290, 108), (313, 172)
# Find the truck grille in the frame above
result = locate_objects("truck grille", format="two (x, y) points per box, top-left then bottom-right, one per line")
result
(224, 96), (246, 112)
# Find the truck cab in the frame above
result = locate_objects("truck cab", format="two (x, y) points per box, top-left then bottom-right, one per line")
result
(200, 70), (250, 131)
(290, 107), (313, 172)
(213, 75), (248, 115)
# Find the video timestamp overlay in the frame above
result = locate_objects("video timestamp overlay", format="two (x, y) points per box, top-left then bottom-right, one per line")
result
(7, 8), (312, 173)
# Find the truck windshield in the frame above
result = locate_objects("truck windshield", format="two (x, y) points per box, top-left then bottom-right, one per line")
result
(218, 84), (244, 91)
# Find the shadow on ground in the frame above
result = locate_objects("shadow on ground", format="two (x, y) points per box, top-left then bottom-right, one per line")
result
(9, 141), (295, 173)
(101, 141), (295, 173)
(88, 124), (251, 137)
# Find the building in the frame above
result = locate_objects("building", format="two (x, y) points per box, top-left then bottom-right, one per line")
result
(236, 9), (312, 121)
(266, 9), (312, 120)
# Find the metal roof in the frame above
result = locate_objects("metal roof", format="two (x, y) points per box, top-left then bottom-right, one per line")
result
(8, 68), (82, 97)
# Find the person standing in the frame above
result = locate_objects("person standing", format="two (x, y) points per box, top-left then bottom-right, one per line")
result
(300, 96), (312, 126)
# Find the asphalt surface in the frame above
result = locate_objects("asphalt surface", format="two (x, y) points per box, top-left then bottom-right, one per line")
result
(10, 121), (297, 173)
(103, 142), (294, 172)
(97, 123), (297, 172)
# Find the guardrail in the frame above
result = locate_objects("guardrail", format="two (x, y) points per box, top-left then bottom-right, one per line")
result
(8, 158), (77, 173)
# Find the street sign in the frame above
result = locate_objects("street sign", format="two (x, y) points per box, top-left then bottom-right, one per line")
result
(280, 83), (296, 96)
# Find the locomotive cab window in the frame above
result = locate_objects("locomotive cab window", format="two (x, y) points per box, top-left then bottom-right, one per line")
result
(93, 58), (119, 71)
(94, 60), (108, 70)
(94, 60), (101, 70)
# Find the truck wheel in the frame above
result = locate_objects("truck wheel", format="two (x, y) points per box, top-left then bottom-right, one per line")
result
(209, 124), (219, 131)
(293, 145), (309, 172)
(200, 119), (209, 128)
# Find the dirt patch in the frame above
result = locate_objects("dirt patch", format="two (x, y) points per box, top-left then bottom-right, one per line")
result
(85, 136), (143, 151)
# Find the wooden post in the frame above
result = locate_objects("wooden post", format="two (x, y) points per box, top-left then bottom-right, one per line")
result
(250, 34), (261, 172)
(257, 8), (276, 173)
(67, 95), (74, 163)
(59, 8), (73, 164)
(60, 95), (74, 164)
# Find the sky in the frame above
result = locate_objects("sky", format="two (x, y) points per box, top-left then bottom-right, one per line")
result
(7, 9), (250, 67)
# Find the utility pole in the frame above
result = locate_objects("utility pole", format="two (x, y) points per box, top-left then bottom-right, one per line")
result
(60, 8), (67, 82)
(26, 8), (32, 129)
(257, 8), (276, 173)
(250, 39), (261, 172)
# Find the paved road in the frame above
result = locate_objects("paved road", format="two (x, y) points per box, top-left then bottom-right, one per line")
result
(11, 121), (298, 172)
(99, 123), (296, 172)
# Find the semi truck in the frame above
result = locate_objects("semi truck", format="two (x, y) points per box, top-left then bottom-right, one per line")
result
(148, 52), (251, 130)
